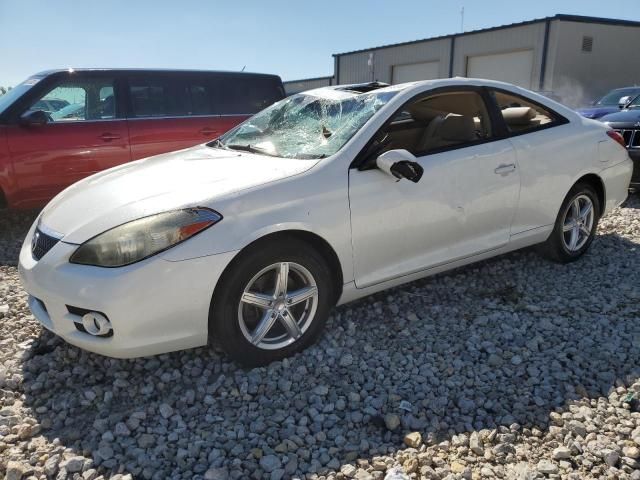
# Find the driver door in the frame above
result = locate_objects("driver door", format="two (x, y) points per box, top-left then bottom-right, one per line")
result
(348, 89), (520, 288)
(6, 73), (130, 208)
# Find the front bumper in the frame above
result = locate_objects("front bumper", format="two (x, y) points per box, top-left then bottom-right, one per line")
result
(18, 223), (237, 358)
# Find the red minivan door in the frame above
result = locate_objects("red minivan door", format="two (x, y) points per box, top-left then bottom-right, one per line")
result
(125, 72), (284, 160)
(126, 74), (225, 160)
(6, 74), (130, 209)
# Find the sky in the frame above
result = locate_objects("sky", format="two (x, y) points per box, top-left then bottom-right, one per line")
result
(1, 0), (640, 87)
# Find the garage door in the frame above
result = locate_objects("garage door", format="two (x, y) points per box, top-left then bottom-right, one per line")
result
(466, 50), (534, 89)
(392, 61), (440, 84)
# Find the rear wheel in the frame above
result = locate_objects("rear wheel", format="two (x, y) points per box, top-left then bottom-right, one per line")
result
(209, 238), (333, 366)
(541, 183), (600, 263)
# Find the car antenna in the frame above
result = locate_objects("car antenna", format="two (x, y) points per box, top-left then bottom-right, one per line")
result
(241, 65), (246, 72)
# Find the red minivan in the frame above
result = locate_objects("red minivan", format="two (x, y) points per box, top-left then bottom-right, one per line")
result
(0, 69), (285, 210)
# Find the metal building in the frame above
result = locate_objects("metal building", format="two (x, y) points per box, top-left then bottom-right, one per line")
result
(283, 75), (334, 95)
(284, 15), (640, 106)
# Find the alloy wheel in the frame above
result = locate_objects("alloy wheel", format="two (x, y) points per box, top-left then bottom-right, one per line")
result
(561, 194), (595, 252)
(238, 262), (319, 350)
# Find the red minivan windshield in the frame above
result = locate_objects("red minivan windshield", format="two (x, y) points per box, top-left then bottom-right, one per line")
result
(0, 77), (42, 115)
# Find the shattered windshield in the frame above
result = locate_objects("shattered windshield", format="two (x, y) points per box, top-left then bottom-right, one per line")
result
(212, 89), (397, 159)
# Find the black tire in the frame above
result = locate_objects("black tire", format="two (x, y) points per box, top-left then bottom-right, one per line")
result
(541, 182), (600, 263)
(209, 237), (334, 367)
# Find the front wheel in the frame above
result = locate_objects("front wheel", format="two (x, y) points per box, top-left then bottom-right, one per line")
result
(541, 183), (600, 263)
(209, 238), (333, 366)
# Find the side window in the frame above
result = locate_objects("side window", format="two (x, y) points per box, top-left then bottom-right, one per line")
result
(128, 77), (188, 118)
(491, 90), (560, 134)
(187, 84), (212, 115)
(28, 77), (116, 122)
(179, 78), (216, 116)
(375, 90), (493, 156)
(214, 76), (284, 115)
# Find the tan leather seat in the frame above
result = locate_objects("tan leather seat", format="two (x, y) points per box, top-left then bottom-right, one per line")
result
(417, 113), (476, 152)
(502, 107), (536, 126)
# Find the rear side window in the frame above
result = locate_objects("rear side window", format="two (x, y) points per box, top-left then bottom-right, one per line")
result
(27, 77), (116, 121)
(128, 74), (284, 117)
(129, 78), (187, 118)
(491, 90), (563, 134)
(186, 83), (213, 115)
(214, 76), (284, 115)
(178, 78), (219, 116)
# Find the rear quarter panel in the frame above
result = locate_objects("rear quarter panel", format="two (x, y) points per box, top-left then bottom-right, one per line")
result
(508, 117), (613, 234)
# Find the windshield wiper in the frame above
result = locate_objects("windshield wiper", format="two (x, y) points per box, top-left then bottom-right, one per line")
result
(207, 138), (229, 150)
(226, 144), (275, 156)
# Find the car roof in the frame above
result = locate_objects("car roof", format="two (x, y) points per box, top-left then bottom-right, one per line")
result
(302, 77), (577, 120)
(309, 77), (531, 96)
(32, 68), (281, 79)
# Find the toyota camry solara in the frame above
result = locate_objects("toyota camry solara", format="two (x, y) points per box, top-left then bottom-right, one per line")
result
(19, 78), (633, 366)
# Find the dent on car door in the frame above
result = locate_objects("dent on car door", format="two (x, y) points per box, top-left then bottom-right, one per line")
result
(348, 89), (520, 289)
(6, 75), (130, 209)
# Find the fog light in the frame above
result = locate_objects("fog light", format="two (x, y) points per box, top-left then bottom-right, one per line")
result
(81, 312), (112, 336)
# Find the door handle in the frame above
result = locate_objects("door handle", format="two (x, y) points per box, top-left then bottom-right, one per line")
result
(99, 133), (121, 142)
(199, 128), (219, 136)
(494, 163), (516, 175)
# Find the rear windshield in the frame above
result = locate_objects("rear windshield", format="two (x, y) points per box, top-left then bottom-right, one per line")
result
(0, 77), (42, 116)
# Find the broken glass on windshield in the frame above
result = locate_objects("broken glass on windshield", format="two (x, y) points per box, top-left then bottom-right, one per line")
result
(212, 89), (397, 159)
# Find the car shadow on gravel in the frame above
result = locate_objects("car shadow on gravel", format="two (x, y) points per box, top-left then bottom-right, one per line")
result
(16, 229), (640, 478)
(0, 209), (39, 266)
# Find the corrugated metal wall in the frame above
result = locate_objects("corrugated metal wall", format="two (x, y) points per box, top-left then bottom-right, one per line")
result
(452, 22), (547, 86)
(549, 21), (640, 105)
(337, 38), (451, 84)
(336, 23), (547, 88)
(283, 76), (333, 95)
(285, 17), (640, 108)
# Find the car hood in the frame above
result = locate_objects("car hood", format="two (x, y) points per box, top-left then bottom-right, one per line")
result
(600, 109), (640, 124)
(576, 106), (619, 119)
(41, 145), (318, 244)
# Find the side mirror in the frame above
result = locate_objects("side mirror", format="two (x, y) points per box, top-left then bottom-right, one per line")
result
(619, 96), (632, 109)
(20, 110), (49, 126)
(376, 149), (424, 183)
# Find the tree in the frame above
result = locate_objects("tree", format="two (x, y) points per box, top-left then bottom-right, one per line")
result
(0, 86), (6, 96)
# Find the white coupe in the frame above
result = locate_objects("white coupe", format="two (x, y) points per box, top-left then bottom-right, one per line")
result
(19, 78), (633, 366)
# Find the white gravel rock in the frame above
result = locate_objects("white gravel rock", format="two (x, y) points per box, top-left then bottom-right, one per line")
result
(0, 198), (639, 478)
(552, 446), (572, 460)
(537, 459), (559, 474)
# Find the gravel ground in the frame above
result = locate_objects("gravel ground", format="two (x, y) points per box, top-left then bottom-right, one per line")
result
(1, 197), (639, 480)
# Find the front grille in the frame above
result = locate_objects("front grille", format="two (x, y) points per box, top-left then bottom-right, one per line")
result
(613, 129), (640, 148)
(31, 228), (60, 261)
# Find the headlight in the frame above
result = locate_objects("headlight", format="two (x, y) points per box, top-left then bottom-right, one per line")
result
(70, 208), (222, 267)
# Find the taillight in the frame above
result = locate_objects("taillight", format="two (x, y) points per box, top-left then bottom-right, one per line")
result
(607, 130), (627, 148)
